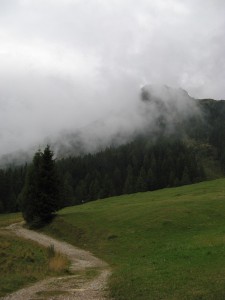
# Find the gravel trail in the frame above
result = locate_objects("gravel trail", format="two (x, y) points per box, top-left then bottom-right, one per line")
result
(2, 223), (111, 300)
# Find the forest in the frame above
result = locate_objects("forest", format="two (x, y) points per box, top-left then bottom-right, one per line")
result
(0, 98), (225, 213)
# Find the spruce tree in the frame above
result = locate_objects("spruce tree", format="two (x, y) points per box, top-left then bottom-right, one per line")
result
(20, 146), (60, 227)
(136, 167), (148, 192)
(20, 150), (42, 225)
(123, 165), (134, 194)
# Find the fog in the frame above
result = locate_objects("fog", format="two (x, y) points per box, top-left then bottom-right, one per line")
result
(0, 0), (225, 158)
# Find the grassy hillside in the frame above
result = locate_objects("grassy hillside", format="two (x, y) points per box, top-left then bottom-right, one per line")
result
(42, 178), (225, 300)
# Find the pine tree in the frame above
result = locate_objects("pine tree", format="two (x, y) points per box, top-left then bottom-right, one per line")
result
(123, 165), (134, 194)
(62, 172), (74, 206)
(20, 146), (60, 227)
(75, 179), (88, 203)
(20, 150), (42, 225)
(113, 167), (123, 195)
(136, 167), (148, 192)
(38, 145), (60, 220)
(89, 178), (100, 200)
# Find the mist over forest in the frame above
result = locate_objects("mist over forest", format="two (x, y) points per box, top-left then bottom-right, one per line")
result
(0, 0), (225, 160)
(1, 88), (225, 213)
(0, 84), (200, 166)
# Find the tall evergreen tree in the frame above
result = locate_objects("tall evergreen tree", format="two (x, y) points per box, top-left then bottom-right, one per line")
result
(123, 165), (135, 194)
(20, 150), (42, 225)
(136, 167), (148, 192)
(20, 146), (60, 227)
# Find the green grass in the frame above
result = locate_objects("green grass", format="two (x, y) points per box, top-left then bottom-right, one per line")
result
(0, 214), (70, 297)
(0, 212), (23, 228)
(41, 178), (225, 300)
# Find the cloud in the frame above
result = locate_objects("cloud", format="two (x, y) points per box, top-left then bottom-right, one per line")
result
(0, 0), (225, 157)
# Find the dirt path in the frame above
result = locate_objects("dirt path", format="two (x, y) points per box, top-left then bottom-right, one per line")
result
(2, 223), (111, 300)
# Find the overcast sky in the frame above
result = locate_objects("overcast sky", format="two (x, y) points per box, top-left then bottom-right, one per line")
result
(0, 0), (225, 156)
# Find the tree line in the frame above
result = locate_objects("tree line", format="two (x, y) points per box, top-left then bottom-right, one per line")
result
(57, 137), (205, 206)
(0, 165), (27, 213)
(0, 137), (205, 214)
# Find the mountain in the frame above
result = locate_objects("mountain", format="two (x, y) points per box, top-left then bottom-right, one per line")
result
(0, 85), (211, 164)
(0, 85), (225, 213)
(52, 85), (200, 157)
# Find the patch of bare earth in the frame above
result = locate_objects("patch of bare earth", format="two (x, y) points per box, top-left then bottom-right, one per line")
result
(2, 223), (111, 300)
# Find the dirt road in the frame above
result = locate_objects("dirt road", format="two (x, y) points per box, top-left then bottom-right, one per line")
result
(2, 223), (111, 300)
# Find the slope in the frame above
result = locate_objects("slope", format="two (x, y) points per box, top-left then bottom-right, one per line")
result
(42, 178), (225, 300)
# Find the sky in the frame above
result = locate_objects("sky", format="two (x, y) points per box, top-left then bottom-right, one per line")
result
(0, 0), (225, 156)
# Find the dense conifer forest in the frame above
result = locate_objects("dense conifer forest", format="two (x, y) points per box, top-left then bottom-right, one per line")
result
(0, 98), (225, 213)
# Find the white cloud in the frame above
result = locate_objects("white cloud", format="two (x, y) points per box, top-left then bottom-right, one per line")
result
(0, 0), (225, 156)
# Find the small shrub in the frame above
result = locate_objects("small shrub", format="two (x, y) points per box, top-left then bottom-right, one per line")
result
(48, 253), (68, 273)
(46, 244), (69, 273)
(47, 244), (55, 258)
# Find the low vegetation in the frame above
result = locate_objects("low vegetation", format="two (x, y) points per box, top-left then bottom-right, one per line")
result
(42, 178), (225, 300)
(47, 244), (69, 273)
(0, 212), (22, 228)
(0, 216), (70, 297)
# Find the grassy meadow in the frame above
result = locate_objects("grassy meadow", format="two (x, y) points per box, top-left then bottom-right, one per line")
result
(0, 214), (69, 297)
(41, 178), (225, 300)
